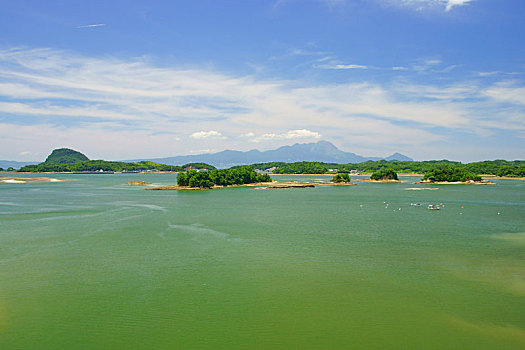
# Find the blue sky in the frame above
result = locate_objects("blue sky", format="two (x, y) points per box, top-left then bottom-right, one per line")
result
(0, 0), (524, 162)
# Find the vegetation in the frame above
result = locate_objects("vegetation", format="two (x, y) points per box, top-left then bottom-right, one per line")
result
(0, 167), (4, 172)
(422, 166), (482, 182)
(234, 162), (287, 171)
(19, 160), (183, 173)
(177, 166), (272, 188)
(272, 162), (329, 174)
(370, 168), (398, 180)
(331, 173), (351, 183)
(44, 148), (89, 164)
(241, 159), (525, 178)
(463, 160), (525, 177)
(182, 163), (216, 170)
(13, 147), (525, 178)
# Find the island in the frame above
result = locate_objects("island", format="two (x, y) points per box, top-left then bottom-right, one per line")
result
(358, 168), (402, 183)
(12, 148), (524, 184)
(148, 167), (272, 190)
(147, 167), (359, 190)
(331, 173), (351, 183)
(415, 166), (495, 185)
(0, 176), (67, 183)
(18, 148), (214, 173)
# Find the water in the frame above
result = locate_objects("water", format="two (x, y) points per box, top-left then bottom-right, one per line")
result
(0, 173), (524, 349)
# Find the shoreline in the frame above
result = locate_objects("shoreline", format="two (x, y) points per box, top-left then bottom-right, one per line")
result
(356, 179), (403, 183)
(481, 175), (525, 180)
(0, 176), (68, 183)
(146, 180), (357, 191)
(414, 180), (496, 185)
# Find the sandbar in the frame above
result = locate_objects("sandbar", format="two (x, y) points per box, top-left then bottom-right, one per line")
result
(357, 179), (403, 183)
(414, 180), (495, 185)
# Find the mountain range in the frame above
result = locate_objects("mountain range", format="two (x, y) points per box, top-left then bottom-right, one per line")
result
(1, 141), (412, 169)
(128, 141), (412, 168)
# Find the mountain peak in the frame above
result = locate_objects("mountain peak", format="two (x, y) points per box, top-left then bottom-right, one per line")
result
(126, 140), (412, 167)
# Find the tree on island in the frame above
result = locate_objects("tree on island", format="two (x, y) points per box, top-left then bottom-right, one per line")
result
(422, 166), (481, 182)
(331, 173), (351, 183)
(370, 168), (398, 180)
(181, 163), (216, 170)
(177, 166), (272, 188)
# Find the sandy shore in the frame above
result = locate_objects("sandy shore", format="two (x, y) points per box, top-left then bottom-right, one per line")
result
(146, 182), (275, 191)
(414, 180), (496, 185)
(146, 180), (357, 190)
(126, 181), (153, 186)
(0, 176), (67, 183)
(356, 179), (403, 183)
(481, 175), (525, 180)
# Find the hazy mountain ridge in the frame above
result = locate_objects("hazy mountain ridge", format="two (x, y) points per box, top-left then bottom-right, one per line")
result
(1, 141), (412, 169)
(127, 141), (413, 168)
(0, 160), (39, 169)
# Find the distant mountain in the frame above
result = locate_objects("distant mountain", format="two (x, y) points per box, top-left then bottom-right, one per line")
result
(384, 152), (413, 162)
(45, 148), (89, 164)
(0, 160), (39, 170)
(126, 141), (412, 168)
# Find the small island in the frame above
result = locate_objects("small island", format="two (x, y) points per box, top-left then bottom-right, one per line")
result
(147, 168), (358, 190)
(148, 166), (272, 190)
(126, 181), (153, 186)
(0, 176), (67, 183)
(416, 166), (495, 185)
(358, 168), (402, 183)
(331, 173), (351, 183)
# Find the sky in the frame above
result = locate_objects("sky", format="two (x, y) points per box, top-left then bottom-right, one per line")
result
(0, 0), (524, 162)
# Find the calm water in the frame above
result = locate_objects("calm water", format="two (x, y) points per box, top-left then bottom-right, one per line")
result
(0, 173), (524, 349)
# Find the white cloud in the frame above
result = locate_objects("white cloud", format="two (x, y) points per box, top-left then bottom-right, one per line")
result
(483, 82), (525, 106)
(253, 129), (322, 142)
(316, 63), (368, 70)
(445, 0), (473, 11)
(285, 129), (322, 139)
(76, 24), (105, 29)
(385, 0), (475, 12)
(190, 130), (224, 139)
(0, 48), (523, 161)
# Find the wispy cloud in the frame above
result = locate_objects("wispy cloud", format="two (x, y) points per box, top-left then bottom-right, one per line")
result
(76, 24), (106, 29)
(384, 0), (476, 12)
(316, 63), (368, 70)
(0, 48), (523, 160)
(253, 129), (322, 142)
(190, 130), (224, 139)
(445, 0), (474, 11)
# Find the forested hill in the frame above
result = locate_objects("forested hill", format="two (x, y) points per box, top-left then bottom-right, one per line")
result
(243, 160), (525, 177)
(44, 148), (89, 164)
(17, 148), (216, 172)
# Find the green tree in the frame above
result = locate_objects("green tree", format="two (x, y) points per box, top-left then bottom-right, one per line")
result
(422, 166), (481, 182)
(331, 173), (351, 183)
(177, 167), (271, 188)
(370, 168), (398, 180)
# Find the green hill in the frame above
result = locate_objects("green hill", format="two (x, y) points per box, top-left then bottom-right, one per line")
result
(45, 148), (89, 164)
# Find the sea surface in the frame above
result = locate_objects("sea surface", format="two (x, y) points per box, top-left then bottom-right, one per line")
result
(0, 173), (524, 349)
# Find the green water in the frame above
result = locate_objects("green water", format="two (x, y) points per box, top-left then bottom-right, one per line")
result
(0, 173), (524, 349)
